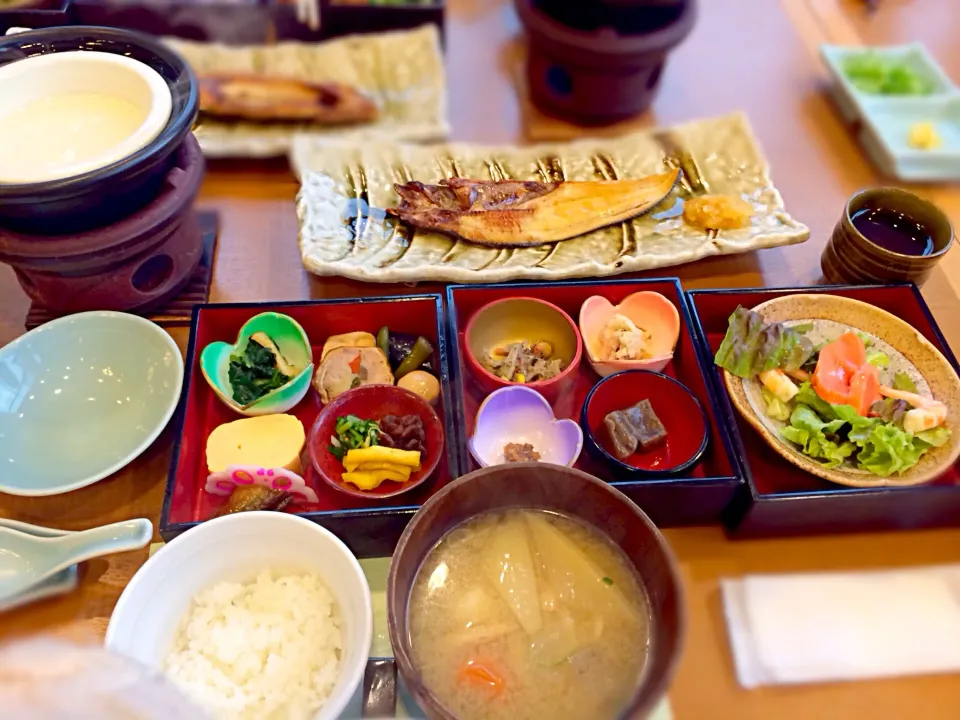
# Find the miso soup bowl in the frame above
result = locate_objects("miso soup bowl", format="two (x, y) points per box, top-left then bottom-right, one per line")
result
(387, 463), (684, 720)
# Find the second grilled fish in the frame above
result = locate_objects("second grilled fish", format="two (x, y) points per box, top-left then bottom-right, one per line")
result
(197, 74), (379, 125)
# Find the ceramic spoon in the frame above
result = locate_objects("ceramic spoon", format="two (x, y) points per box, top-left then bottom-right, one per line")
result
(0, 518), (153, 603)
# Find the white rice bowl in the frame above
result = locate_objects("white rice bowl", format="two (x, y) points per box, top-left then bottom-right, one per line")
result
(166, 571), (342, 719)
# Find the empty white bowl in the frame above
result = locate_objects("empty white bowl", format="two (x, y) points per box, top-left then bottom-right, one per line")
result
(0, 50), (172, 183)
(0, 311), (183, 496)
(106, 512), (373, 720)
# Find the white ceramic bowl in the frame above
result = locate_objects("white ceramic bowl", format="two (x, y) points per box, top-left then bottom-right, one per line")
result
(0, 50), (172, 183)
(0, 311), (183, 496)
(105, 512), (373, 720)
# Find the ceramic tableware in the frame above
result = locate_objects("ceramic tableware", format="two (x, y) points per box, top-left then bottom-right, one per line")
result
(516, 0), (697, 123)
(820, 43), (960, 181)
(387, 463), (684, 720)
(823, 187), (953, 287)
(309, 385), (444, 500)
(294, 114), (810, 285)
(200, 311), (314, 416)
(0, 311), (184, 496)
(582, 370), (709, 476)
(0, 518), (152, 603)
(0, 26), (199, 234)
(579, 291), (680, 377)
(722, 294), (960, 487)
(106, 512), (372, 720)
(0, 50), (172, 184)
(464, 296), (582, 402)
(468, 385), (582, 467)
(0, 520), (78, 613)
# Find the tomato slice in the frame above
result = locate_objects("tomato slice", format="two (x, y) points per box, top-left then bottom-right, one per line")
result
(811, 332), (881, 415)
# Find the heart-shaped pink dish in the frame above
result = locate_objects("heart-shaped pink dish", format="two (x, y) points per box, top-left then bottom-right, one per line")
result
(579, 292), (680, 377)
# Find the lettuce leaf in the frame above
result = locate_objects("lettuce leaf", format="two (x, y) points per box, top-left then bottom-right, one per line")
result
(893, 372), (918, 393)
(761, 387), (792, 422)
(855, 423), (924, 477)
(715, 306), (814, 379)
(780, 405), (857, 468)
(866, 351), (889, 368)
(782, 383), (951, 476)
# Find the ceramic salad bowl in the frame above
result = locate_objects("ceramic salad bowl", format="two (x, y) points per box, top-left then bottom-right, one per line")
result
(722, 294), (960, 487)
(579, 291), (680, 377)
(200, 312), (314, 416)
(469, 385), (583, 467)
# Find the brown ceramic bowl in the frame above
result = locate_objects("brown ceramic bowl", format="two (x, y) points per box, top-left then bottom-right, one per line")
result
(822, 187), (953, 287)
(464, 297), (583, 403)
(387, 463), (684, 720)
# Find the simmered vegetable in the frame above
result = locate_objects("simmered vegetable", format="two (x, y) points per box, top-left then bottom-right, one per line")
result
(481, 516), (543, 636)
(382, 329), (436, 373)
(395, 336), (435, 379)
(525, 513), (642, 626)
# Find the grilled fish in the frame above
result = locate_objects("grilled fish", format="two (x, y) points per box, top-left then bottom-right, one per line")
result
(386, 170), (680, 247)
(197, 73), (379, 125)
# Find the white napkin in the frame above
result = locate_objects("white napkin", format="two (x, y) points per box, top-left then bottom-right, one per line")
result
(722, 565), (960, 688)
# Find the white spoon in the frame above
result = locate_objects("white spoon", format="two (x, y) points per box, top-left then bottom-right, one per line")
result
(0, 518), (153, 603)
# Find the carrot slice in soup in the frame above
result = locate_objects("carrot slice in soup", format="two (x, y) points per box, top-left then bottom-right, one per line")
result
(458, 660), (505, 696)
(812, 332), (881, 414)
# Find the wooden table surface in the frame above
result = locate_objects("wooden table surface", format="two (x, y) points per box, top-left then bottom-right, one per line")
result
(2, 0), (960, 718)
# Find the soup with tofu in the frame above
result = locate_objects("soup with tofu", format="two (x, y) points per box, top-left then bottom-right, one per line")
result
(408, 509), (650, 720)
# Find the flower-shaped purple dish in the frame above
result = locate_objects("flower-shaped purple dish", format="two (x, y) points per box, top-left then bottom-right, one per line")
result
(468, 385), (583, 467)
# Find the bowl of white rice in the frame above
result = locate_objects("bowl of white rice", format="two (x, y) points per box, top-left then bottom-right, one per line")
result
(105, 512), (372, 720)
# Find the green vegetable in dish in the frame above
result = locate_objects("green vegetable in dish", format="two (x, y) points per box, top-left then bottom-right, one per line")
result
(790, 322), (814, 334)
(893, 372), (918, 393)
(395, 336), (434, 380)
(842, 52), (934, 96)
(228, 337), (292, 405)
(780, 404), (857, 469)
(328, 415), (380, 460)
(376, 325), (390, 359)
(866, 350), (890, 368)
(714, 306), (814, 379)
(761, 387), (792, 422)
(779, 382), (950, 477)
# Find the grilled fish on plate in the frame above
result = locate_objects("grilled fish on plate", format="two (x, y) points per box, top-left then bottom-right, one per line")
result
(197, 74), (379, 125)
(386, 169), (680, 247)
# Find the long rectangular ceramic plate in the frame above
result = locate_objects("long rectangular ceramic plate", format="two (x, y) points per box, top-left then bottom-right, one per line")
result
(293, 112), (809, 283)
(165, 24), (448, 158)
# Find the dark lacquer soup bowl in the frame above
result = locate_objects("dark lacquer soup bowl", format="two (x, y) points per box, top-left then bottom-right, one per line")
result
(0, 26), (198, 234)
(387, 463), (684, 720)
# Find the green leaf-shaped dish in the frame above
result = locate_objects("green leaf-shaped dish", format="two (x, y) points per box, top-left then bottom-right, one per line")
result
(200, 312), (314, 416)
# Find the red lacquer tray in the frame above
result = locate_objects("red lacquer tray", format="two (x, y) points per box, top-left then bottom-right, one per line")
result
(687, 284), (960, 537)
(447, 278), (746, 527)
(159, 294), (459, 556)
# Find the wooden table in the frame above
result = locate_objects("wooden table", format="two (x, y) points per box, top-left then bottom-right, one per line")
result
(2, 0), (960, 718)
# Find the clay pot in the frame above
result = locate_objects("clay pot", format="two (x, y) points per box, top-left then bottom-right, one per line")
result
(0, 134), (206, 313)
(0, 26), (198, 234)
(516, 0), (697, 124)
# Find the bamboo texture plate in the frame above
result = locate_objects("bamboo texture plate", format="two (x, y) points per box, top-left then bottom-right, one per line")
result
(292, 112), (810, 283)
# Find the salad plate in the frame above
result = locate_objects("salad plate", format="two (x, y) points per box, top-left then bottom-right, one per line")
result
(720, 294), (960, 488)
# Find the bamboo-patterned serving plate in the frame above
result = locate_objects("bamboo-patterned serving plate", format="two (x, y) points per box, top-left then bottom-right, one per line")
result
(166, 24), (448, 158)
(292, 112), (809, 284)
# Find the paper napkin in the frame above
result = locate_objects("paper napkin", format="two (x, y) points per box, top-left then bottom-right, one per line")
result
(722, 564), (960, 688)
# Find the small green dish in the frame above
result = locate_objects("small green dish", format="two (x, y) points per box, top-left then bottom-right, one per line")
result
(200, 312), (314, 416)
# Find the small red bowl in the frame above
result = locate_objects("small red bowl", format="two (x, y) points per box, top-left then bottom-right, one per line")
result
(582, 370), (709, 477)
(463, 296), (583, 402)
(308, 385), (444, 500)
